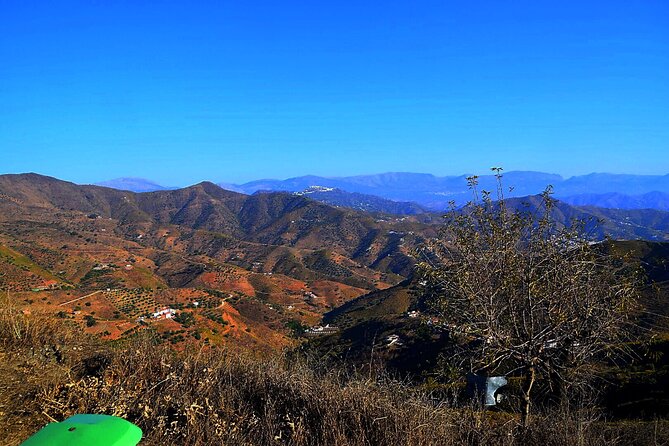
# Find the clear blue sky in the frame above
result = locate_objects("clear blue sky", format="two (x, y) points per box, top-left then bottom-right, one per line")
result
(1, 0), (668, 186)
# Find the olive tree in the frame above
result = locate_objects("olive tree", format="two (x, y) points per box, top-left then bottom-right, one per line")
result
(418, 168), (639, 426)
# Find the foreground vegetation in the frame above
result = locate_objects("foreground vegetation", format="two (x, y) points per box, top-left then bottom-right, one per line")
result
(419, 171), (641, 426)
(1, 309), (667, 446)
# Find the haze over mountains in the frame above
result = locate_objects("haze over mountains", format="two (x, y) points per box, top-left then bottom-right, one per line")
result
(96, 177), (175, 193)
(2, 171), (666, 243)
(97, 171), (669, 212)
(559, 191), (669, 212)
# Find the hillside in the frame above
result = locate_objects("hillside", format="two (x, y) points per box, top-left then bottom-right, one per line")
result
(6, 308), (664, 446)
(0, 174), (424, 265)
(503, 195), (669, 241)
(310, 240), (669, 418)
(2, 173), (669, 354)
(291, 187), (426, 215)
(0, 173), (426, 350)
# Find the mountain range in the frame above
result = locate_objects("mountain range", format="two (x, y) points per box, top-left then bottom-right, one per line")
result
(98, 171), (669, 212)
(560, 191), (669, 211)
(95, 177), (175, 193)
(1, 173), (429, 350)
(0, 171), (668, 384)
(3, 172), (669, 422)
(229, 171), (669, 208)
(289, 186), (427, 215)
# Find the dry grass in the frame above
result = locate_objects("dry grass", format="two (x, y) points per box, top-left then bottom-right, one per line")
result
(1, 308), (668, 446)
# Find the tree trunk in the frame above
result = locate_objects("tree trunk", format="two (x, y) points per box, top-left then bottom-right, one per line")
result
(521, 365), (536, 428)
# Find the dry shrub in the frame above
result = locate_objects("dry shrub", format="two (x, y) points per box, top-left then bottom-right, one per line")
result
(1, 310), (668, 445)
(37, 336), (463, 445)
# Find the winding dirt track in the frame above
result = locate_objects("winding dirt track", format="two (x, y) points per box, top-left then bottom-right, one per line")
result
(58, 290), (102, 307)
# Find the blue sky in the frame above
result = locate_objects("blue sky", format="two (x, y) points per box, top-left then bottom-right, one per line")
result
(1, 1), (668, 186)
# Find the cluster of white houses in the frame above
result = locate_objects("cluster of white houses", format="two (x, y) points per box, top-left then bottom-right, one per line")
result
(304, 324), (339, 337)
(137, 308), (177, 323)
(152, 308), (176, 319)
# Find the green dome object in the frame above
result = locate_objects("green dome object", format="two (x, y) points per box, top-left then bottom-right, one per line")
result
(21, 414), (142, 446)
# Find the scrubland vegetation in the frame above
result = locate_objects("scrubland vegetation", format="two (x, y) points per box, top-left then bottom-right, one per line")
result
(2, 308), (668, 446)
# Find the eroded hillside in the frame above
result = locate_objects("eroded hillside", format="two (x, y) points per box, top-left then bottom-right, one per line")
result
(0, 174), (429, 350)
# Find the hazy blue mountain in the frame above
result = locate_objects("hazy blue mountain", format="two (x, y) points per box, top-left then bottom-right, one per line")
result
(560, 191), (669, 211)
(95, 177), (172, 192)
(227, 171), (669, 211)
(234, 175), (346, 193)
(229, 171), (563, 207)
(557, 173), (669, 196)
(216, 182), (247, 194)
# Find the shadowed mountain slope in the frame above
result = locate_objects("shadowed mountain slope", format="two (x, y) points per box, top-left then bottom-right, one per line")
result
(0, 173), (422, 278)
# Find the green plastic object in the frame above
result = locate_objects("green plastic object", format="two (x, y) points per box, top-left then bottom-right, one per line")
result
(21, 414), (142, 446)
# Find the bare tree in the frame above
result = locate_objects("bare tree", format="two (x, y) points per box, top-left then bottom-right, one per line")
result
(418, 168), (640, 426)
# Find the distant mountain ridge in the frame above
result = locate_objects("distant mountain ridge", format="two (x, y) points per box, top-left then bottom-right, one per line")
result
(97, 171), (669, 212)
(4, 172), (669, 243)
(290, 186), (426, 215)
(560, 191), (669, 211)
(95, 177), (173, 192)
(225, 171), (669, 210)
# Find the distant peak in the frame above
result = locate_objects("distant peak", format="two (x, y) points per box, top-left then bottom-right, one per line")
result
(187, 181), (245, 198)
(96, 177), (168, 193)
(183, 181), (222, 193)
(192, 181), (219, 188)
